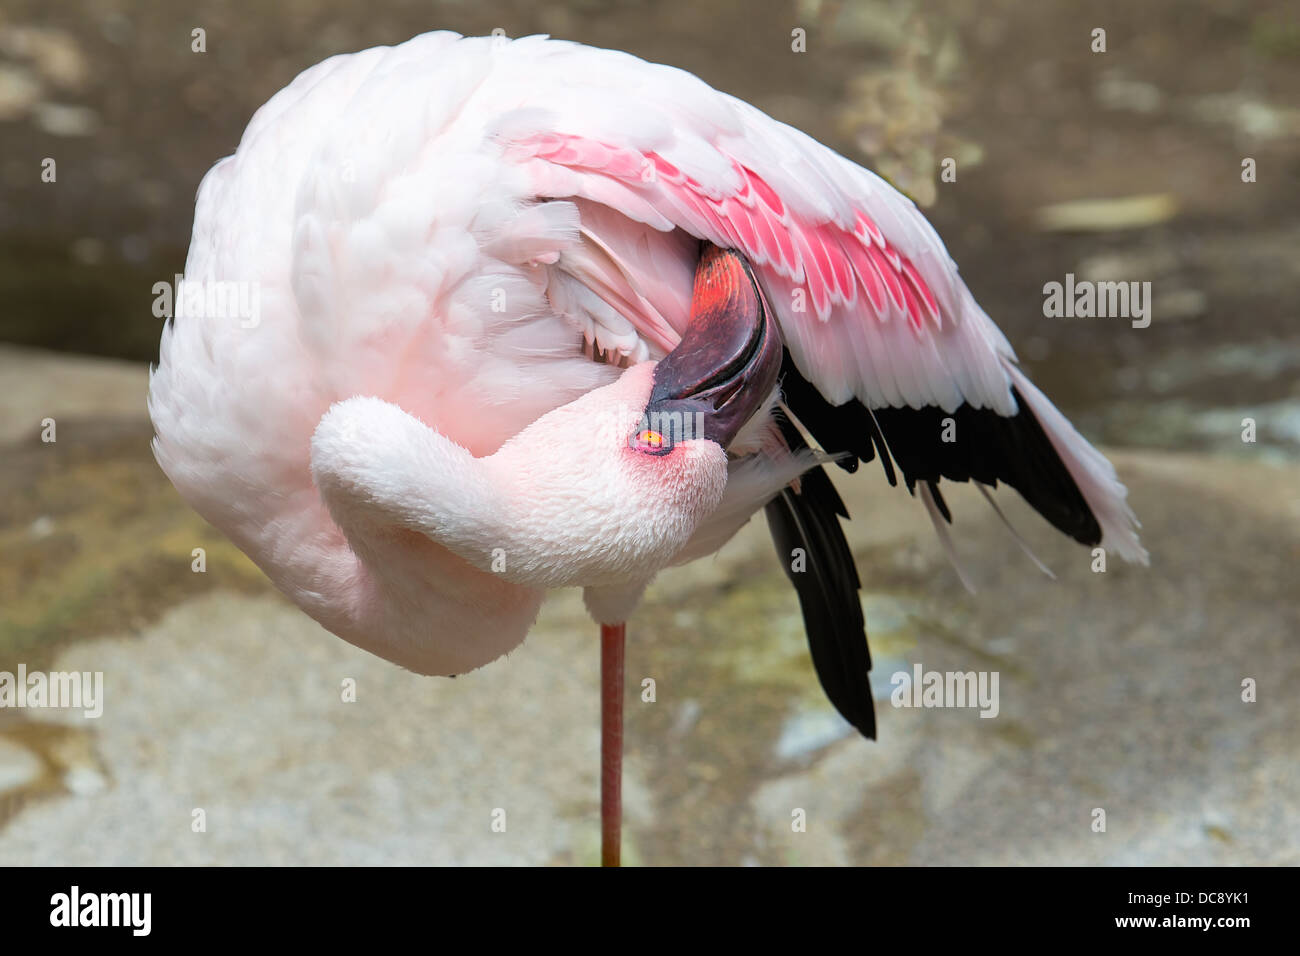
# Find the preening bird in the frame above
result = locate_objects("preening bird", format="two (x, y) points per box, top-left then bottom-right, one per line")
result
(148, 31), (1146, 865)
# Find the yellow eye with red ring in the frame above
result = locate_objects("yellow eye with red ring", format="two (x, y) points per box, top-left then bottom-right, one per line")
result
(629, 427), (674, 456)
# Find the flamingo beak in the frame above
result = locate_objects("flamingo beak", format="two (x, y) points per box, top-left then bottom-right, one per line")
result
(642, 245), (783, 451)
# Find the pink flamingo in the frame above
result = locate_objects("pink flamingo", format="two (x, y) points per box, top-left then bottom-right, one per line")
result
(148, 32), (1145, 866)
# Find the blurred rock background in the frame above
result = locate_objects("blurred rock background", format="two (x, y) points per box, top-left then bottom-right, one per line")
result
(0, 0), (1297, 864)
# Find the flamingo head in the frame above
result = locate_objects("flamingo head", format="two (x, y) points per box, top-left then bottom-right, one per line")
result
(640, 243), (783, 452)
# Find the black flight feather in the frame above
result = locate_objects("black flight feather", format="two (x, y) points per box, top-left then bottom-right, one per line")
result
(764, 415), (876, 740)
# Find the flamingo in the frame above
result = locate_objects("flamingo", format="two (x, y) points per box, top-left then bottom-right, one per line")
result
(147, 31), (1146, 866)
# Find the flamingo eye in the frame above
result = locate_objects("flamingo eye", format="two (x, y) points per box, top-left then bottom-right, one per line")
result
(629, 427), (674, 456)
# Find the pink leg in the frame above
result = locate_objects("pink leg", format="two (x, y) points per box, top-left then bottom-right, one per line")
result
(600, 622), (625, 867)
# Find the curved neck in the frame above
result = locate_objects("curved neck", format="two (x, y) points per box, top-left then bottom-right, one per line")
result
(301, 396), (545, 675)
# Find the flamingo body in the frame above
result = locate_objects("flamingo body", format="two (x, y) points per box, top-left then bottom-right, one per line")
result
(149, 32), (1143, 722)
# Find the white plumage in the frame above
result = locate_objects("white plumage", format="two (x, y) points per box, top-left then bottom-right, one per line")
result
(149, 31), (1144, 679)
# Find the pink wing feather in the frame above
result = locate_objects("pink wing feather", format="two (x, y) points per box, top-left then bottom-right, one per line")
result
(490, 80), (1017, 417)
